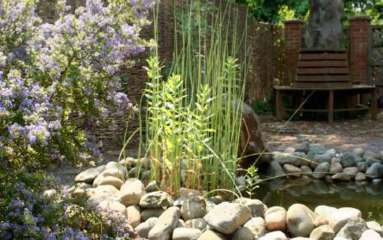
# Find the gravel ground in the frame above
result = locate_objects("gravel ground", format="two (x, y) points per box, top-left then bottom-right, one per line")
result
(261, 112), (383, 153)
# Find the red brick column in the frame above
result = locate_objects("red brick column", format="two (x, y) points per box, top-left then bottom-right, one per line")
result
(349, 16), (371, 84)
(284, 20), (304, 85)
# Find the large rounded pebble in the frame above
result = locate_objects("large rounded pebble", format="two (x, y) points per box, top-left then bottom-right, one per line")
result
(234, 198), (267, 217)
(185, 218), (207, 231)
(197, 230), (225, 240)
(367, 221), (383, 235)
(181, 197), (206, 220)
(75, 165), (105, 183)
(140, 191), (174, 209)
(233, 217), (266, 240)
(148, 207), (180, 240)
(98, 200), (126, 216)
(265, 206), (287, 231)
(120, 178), (145, 206)
(258, 231), (288, 240)
(126, 205), (141, 227)
(97, 176), (124, 189)
(310, 225), (335, 240)
(141, 208), (165, 221)
(329, 207), (361, 232)
(335, 219), (367, 239)
(313, 162), (330, 179)
(360, 229), (382, 240)
(135, 217), (158, 238)
(287, 204), (315, 237)
(172, 228), (202, 240)
(204, 202), (251, 234)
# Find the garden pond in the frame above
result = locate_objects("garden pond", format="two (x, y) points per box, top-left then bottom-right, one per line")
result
(256, 178), (383, 223)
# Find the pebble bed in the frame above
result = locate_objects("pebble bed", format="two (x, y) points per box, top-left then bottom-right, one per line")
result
(272, 142), (383, 182)
(69, 156), (383, 240)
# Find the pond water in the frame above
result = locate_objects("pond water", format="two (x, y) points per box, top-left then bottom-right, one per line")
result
(255, 178), (383, 223)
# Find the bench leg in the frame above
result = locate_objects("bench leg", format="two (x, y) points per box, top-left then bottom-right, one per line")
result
(276, 90), (284, 120)
(371, 88), (378, 120)
(328, 90), (334, 123)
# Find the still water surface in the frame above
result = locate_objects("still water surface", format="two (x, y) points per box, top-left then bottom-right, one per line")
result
(255, 178), (383, 223)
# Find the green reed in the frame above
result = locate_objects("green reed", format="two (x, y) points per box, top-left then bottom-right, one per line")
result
(143, 0), (250, 194)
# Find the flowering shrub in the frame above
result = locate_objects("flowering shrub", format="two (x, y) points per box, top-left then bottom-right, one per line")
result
(0, 169), (133, 239)
(0, 0), (154, 168)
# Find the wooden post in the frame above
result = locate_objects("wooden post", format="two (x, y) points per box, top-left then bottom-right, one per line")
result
(328, 90), (334, 123)
(371, 88), (378, 120)
(276, 90), (284, 120)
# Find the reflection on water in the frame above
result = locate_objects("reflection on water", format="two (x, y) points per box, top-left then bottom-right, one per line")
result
(255, 178), (383, 223)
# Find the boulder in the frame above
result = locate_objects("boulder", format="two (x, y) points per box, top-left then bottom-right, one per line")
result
(313, 162), (330, 179)
(204, 202), (251, 234)
(97, 200), (127, 217)
(366, 163), (383, 179)
(366, 221), (383, 235)
(120, 178), (145, 206)
(172, 228), (202, 240)
(296, 141), (310, 154)
(329, 207), (361, 232)
(360, 229), (382, 240)
(197, 230), (225, 240)
(332, 173), (352, 181)
(343, 167), (359, 178)
(146, 181), (160, 192)
(136, 217), (159, 238)
(181, 197), (207, 220)
(96, 176), (124, 189)
(355, 172), (367, 181)
(148, 207), (180, 240)
(127, 205), (141, 227)
(234, 198), (267, 217)
(286, 204), (315, 237)
(233, 217), (266, 240)
(265, 206), (287, 231)
(353, 148), (365, 157)
(185, 218), (207, 231)
(258, 231), (288, 240)
(141, 208), (165, 221)
(239, 102), (271, 168)
(273, 152), (304, 166)
(301, 165), (313, 176)
(314, 149), (336, 163)
(283, 164), (302, 177)
(87, 185), (120, 207)
(103, 161), (127, 180)
(335, 219), (367, 239)
(75, 165), (105, 183)
(356, 161), (368, 172)
(330, 159), (343, 174)
(340, 152), (359, 168)
(140, 191), (174, 209)
(314, 205), (337, 225)
(363, 150), (380, 162)
(310, 225), (335, 240)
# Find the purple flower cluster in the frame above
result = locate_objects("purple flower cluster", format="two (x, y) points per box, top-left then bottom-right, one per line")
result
(0, 70), (60, 146)
(0, 181), (93, 240)
(0, 0), (154, 165)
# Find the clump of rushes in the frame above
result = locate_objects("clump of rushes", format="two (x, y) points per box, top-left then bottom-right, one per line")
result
(142, 0), (249, 195)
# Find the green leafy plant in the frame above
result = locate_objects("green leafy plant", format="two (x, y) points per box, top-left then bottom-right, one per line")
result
(141, 0), (251, 195)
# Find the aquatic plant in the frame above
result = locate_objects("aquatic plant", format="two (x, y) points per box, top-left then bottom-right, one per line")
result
(143, 0), (250, 194)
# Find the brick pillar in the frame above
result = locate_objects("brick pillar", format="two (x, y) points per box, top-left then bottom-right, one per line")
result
(284, 20), (304, 85)
(349, 16), (371, 84)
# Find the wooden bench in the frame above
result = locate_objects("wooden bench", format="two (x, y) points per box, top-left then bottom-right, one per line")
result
(274, 85), (378, 123)
(296, 50), (351, 88)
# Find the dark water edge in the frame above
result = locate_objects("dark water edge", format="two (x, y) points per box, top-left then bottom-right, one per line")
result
(255, 178), (383, 223)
